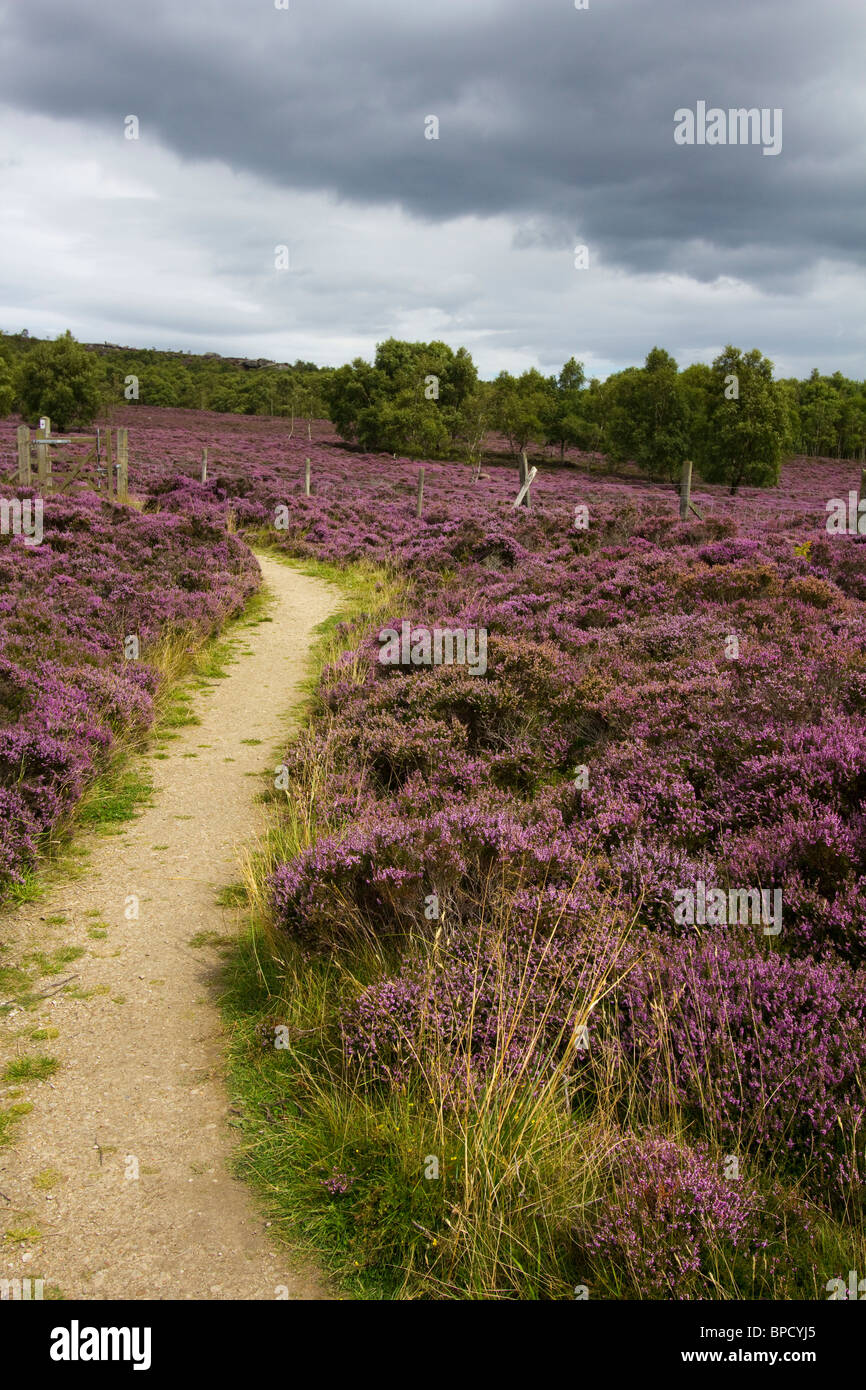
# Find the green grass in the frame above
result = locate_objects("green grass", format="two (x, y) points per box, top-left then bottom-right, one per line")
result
(162, 696), (200, 728)
(0, 1102), (33, 1148)
(188, 930), (227, 949)
(216, 883), (248, 908)
(32, 1168), (64, 1190)
(24, 945), (85, 976)
(5, 872), (46, 907)
(0, 963), (31, 996)
(77, 767), (154, 830)
(3, 1227), (41, 1245)
(192, 639), (237, 681)
(220, 927), (394, 1298)
(2, 1056), (60, 1084)
(219, 913), (614, 1300)
(0, 951), (76, 1013)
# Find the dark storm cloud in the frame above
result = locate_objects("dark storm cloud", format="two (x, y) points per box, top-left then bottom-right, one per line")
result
(1, 0), (863, 288)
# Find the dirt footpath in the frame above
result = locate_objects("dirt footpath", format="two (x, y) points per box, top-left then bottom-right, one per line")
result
(0, 555), (337, 1300)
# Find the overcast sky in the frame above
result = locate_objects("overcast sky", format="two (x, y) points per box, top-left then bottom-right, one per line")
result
(0, 0), (863, 379)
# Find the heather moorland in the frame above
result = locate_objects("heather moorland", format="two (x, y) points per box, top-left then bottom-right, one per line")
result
(2, 405), (860, 1298)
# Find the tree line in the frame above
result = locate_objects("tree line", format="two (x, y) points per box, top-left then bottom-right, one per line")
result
(2, 329), (865, 492)
(0, 330), (329, 433)
(326, 338), (866, 492)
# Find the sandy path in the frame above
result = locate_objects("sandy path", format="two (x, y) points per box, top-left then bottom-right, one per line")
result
(0, 555), (337, 1300)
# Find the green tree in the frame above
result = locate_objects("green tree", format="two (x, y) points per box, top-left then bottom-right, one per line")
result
(838, 388), (866, 460)
(545, 357), (589, 458)
(581, 377), (614, 461)
(798, 369), (842, 458)
(680, 361), (714, 469)
(698, 346), (788, 493)
(326, 357), (385, 445)
(325, 339), (478, 458)
(604, 347), (690, 482)
(0, 352), (15, 418)
(16, 331), (100, 429)
(454, 385), (491, 475)
(776, 377), (802, 456)
(490, 368), (554, 458)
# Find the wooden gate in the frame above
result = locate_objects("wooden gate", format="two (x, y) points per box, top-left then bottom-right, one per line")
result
(14, 418), (129, 500)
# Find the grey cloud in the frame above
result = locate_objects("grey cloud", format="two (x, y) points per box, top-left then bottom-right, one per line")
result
(0, 0), (864, 291)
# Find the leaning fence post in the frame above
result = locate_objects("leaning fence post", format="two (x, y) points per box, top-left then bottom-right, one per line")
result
(513, 464), (537, 510)
(416, 467), (425, 519)
(679, 458), (693, 521)
(201, 447), (208, 483)
(117, 428), (129, 501)
(17, 426), (31, 486)
(304, 457), (311, 496)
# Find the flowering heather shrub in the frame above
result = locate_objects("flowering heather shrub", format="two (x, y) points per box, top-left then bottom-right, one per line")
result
(0, 485), (258, 888)
(270, 791), (601, 949)
(609, 933), (866, 1199)
(340, 907), (627, 1094)
(583, 1134), (759, 1299)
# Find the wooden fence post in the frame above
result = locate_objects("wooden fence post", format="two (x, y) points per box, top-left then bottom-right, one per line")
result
(859, 467), (866, 510)
(117, 428), (129, 501)
(201, 447), (208, 483)
(519, 450), (532, 508)
(679, 458), (693, 521)
(416, 467), (425, 519)
(17, 426), (31, 486)
(304, 457), (311, 497)
(105, 427), (114, 498)
(35, 418), (50, 493)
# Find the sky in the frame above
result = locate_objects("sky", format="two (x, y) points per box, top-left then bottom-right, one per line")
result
(0, 0), (863, 380)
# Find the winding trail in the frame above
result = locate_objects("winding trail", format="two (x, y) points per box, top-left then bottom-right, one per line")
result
(0, 555), (337, 1300)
